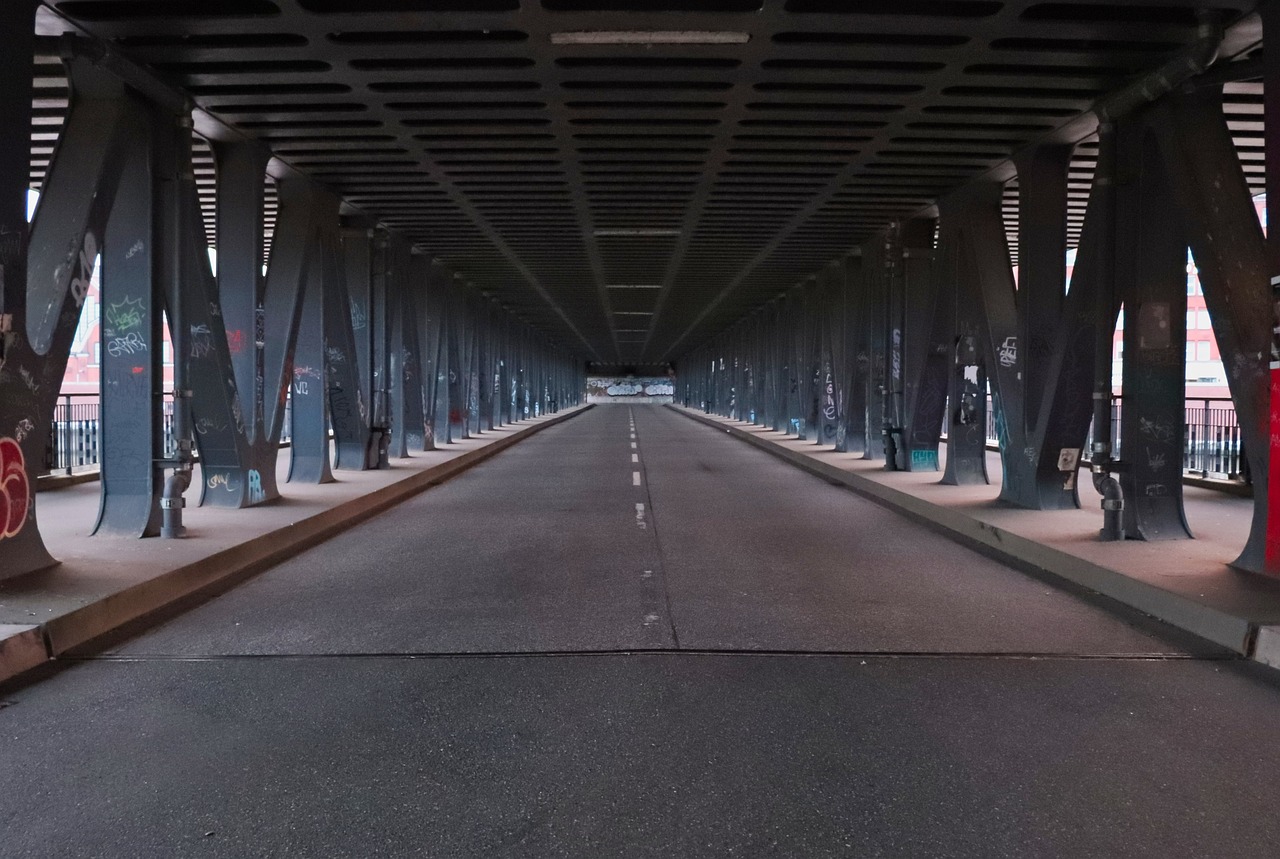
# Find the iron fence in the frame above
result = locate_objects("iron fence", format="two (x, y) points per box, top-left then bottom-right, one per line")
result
(981, 395), (1244, 482)
(44, 392), (295, 476)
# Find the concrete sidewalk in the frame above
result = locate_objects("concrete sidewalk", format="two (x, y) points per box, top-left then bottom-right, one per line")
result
(0, 407), (589, 685)
(671, 406), (1280, 667)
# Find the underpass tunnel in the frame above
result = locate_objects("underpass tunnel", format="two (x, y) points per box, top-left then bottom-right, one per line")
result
(0, 0), (1276, 583)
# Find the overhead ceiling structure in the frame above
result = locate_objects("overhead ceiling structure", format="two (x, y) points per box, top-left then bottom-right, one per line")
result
(30, 0), (1263, 369)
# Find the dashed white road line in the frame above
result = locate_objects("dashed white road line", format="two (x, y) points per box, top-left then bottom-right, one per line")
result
(630, 441), (637, 449)
(633, 471), (642, 486)
(631, 453), (639, 463)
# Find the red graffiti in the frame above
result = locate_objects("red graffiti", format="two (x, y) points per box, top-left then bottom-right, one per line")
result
(0, 437), (31, 540)
(227, 329), (246, 355)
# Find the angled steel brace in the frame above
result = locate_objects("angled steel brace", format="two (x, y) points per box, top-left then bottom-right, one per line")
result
(1154, 89), (1271, 566)
(1025, 133), (1122, 514)
(0, 51), (133, 574)
(169, 124), (259, 508)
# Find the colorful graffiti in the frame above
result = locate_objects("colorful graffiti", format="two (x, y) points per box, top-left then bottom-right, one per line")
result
(586, 377), (675, 403)
(0, 437), (31, 540)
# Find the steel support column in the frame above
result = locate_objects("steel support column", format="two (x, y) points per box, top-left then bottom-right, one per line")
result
(388, 241), (426, 458)
(840, 256), (871, 456)
(446, 275), (467, 441)
(324, 227), (378, 470)
(1114, 116), (1193, 540)
(937, 188), (999, 487)
(211, 141), (270, 444)
(95, 97), (165, 537)
(892, 219), (944, 472)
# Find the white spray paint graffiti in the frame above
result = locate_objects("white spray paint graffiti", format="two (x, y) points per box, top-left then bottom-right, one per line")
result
(69, 233), (98, 308)
(998, 336), (1018, 368)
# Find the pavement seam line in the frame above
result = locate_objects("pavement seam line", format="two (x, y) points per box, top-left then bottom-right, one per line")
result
(68, 649), (1233, 663)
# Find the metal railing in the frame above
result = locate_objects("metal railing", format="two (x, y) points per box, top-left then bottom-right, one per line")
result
(45, 392), (295, 476)
(980, 395), (1245, 483)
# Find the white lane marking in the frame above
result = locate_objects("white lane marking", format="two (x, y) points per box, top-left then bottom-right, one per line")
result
(630, 433), (636, 439)
(635, 502), (647, 529)
(643, 613), (660, 626)
(633, 471), (642, 486)
(642, 569), (654, 579)
(631, 453), (639, 463)
(630, 442), (637, 449)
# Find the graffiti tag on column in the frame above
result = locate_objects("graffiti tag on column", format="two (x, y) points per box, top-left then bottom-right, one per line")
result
(18, 368), (39, 395)
(1138, 416), (1174, 444)
(227, 329), (246, 354)
(0, 437), (31, 540)
(207, 472), (238, 492)
(107, 333), (148, 357)
(69, 233), (98, 307)
(194, 416), (228, 436)
(350, 299), (367, 331)
(247, 469), (266, 504)
(891, 329), (901, 380)
(104, 297), (144, 333)
(189, 324), (214, 359)
(998, 336), (1018, 368)
(230, 397), (246, 435)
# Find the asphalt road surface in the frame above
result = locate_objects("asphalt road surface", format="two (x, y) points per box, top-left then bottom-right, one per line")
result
(2, 405), (1278, 857)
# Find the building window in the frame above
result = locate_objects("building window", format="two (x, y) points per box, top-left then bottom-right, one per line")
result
(1197, 341), (1210, 362)
(1186, 342), (1196, 362)
(1197, 310), (1211, 330)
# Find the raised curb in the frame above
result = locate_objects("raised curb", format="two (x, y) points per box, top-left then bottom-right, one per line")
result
(671, 406), (1256, 657)
(1253, 626), (1280, 670)
(0, 625), (47, 683)
(2, 407), (590, 686)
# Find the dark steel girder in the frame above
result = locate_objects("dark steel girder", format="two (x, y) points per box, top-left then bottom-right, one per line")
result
(26, 0), (1266, 365)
